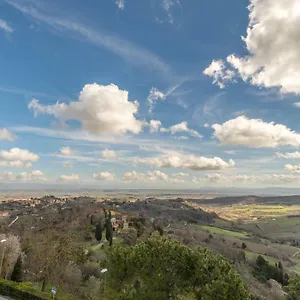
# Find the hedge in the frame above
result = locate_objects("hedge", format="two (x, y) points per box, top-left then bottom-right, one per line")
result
(0, 279), (48, 300)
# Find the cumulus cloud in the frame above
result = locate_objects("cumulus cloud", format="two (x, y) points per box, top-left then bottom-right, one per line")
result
(161, 121), (202, 139)
(0, 161), (32, 168)
(29, 83), (145, 135)
(0, 148), (39, 162)
(3, 170), (46, 181)
(0, 129), (16, 141)
(285, 164), (300, 173)
(204, 0), (300, 94)
(149, 120), (162, 133)
(135, 154), (235, 171)
(203, 60), (235, 89)
(212, 116), (300, 148)
(148, 87), (165, 113)
(59, 174), (80, 182)
(122, 170), (185, 184)
(60, 146), (74, 156)
(275, 151), (300, 159)
(0, 18), (14, 33)
(115, 0), (125, 10)
(293, 103), (300, 108)
(17, 170), (45, 181)
(169, 122), (201, 138)
(102, 149), (117, 159)
(93, 172), (115, 181)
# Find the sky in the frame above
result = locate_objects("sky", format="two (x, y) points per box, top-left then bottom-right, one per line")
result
(1, 0), (300, 189)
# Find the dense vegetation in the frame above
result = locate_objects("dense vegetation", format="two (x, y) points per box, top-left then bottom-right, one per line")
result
(1, 195), (300, 299)
(105, 237), (251, 300)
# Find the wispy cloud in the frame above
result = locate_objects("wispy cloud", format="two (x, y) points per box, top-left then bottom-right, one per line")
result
(161, 0), (181, 24)
(6, 0), (170, 75)
(0, 18), (14, 33)
(115, 0), (125, 10)
(0, 86), (52, 98)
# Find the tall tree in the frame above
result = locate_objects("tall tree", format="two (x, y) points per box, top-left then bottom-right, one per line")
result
(11, 254), (22, 282)
(95, 223), (103, 242)
(103, 209), (113, 246)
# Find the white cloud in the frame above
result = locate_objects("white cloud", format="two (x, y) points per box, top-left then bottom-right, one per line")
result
(102, 149), (117, 159)
(122, 170), (185, 184)
(59, 174), (80, 182)
(0, 129), (16, 141)
(17, 170), (45, 181)
(60, 146), (74, 156)
(149, 120), (162, 133)
(135, 154), (235, 171)
(123, 171), (152, 183)
(93, 172), (115, 181)
(168, 121), (202, 138)
(275, 151), (300, 159)
(148, 120), (201, 139)
(0, 148), (39, 162)
(0, 161), (32, 168)
(285, 164), (300, 173)
(29, 83), (145, 135)
(204, 0), (300, 94)
(6, 170), (46, 181)
(160, 121), (202, 139)
(0, 18), (14, 33)
(173, 136), (188, 140)
(204, 123), (210, 128)
(115, 0), (125, 10)
(294, 103), (300, 108)
(193, 173), (300, 185)
(148, 88), (165, 113)
(212, 116), (300, 148)
(224, 150), (236, 155)
(203, 60), (235, 89)
(161, 0), (180, 24)
(172, 172), (188, 178)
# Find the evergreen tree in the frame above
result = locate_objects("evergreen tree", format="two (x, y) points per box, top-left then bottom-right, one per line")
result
(105, 237), (251, 300)
(103, 210), (113, 246)
(106, 220), (113, 246)
(11, 255), (22, 282)
(95, 223), (103, 242)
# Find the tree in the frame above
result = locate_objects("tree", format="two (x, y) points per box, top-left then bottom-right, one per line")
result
(26, 230), (78, 291)
(105, 237), (251, 300)
(286, 275), (300, 300)
(11, 255), (22, 282)
(0, 234), (21, 279)
(104, 209), (113, 246)
(95, 223), (103, 242)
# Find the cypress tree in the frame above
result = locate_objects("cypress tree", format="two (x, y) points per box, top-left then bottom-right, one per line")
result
(95, 223), (103, 242)
(11, 255), (22, 282)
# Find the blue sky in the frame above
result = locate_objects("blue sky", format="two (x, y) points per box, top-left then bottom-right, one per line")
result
(1, 0), (300, 188)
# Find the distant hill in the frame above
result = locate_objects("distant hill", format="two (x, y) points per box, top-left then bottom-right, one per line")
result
(190, 195), (300, 205)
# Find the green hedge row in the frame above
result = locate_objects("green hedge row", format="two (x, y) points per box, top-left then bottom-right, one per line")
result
(0, 279), (48, 300)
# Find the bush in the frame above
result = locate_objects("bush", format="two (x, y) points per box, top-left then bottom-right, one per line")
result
(0, 278), (46, 299)
(253, 255), (288, 286)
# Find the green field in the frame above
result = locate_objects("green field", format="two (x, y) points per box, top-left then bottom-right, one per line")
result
(200, 225), (249, 238)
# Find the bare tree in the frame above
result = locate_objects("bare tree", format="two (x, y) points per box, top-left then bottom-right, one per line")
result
(0, 234), (21, 279)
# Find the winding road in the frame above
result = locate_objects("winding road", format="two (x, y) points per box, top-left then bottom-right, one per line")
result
(0, 296), (14, 299)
